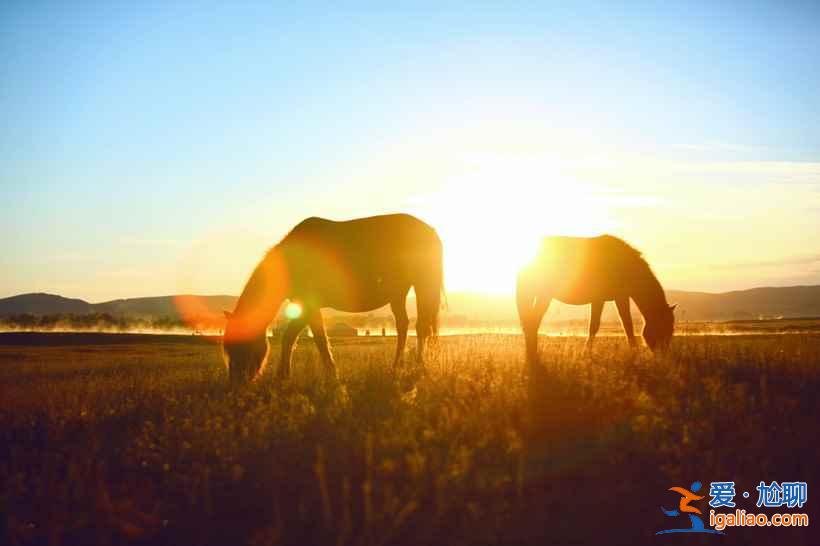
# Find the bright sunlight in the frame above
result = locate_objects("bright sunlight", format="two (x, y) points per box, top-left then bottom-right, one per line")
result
(416, 154), (615, 294)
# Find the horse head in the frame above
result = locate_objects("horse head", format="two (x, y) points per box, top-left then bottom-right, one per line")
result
(643, 304), (676, 351)
(222, 310), (270, 385)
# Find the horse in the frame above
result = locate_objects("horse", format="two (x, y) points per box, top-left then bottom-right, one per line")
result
(516, 235), (675, 363)
(223, 214), (443, 384)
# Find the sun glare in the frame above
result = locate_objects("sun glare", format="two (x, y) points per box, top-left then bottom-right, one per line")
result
(414, 154), (615, 295)
(285, 302), (303, 320)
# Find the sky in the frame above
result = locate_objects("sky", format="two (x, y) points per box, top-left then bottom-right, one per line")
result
(2, 1), (819, 301)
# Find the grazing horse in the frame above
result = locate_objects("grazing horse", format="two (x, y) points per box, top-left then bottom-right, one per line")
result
(223, 214), (443, 384)
(516, 235), (675, 362)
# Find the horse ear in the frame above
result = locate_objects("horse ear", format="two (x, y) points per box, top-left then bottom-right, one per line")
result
(223, 310), (233, 320)
(669, 304), (677, 312)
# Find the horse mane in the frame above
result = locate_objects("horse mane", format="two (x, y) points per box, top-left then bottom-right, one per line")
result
(594, 234), (644, 262)
(275, 217), (322, 245)
(596, 235), (668, 310)
(233, 261), (270, 317)
(234, 217), (328, 318)
(234, 232), (298, 319)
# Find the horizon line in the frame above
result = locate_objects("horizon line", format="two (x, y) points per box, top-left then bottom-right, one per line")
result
(3, 282), (820, 305)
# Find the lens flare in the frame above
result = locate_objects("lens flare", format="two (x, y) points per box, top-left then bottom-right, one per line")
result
(285, 302), (302, 320)
(172, 294), (225, 341)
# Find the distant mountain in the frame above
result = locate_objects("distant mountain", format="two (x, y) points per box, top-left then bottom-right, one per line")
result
(0, 293), (237, 321)
(0, 293), (93, 316)
(2, 285), (820, 323)
(667, 285), (820, 321)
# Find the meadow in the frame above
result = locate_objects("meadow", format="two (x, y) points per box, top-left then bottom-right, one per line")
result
(1, 331), (818, 546)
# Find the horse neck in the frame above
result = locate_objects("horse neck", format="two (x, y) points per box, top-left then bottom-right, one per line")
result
(630, 261), (668, 321)
(234, 249), (288, 332)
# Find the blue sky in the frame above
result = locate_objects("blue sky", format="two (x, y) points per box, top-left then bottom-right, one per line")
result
(2, 2), (819, 300)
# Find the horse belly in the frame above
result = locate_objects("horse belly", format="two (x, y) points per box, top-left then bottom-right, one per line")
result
(294, 264), (405, 313)
(542, 269), (620, 305)
(320, 280), (395, 313)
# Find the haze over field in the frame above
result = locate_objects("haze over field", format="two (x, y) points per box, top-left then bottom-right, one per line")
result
(2, 2), (820, 302)
(3, 285), (820, 327)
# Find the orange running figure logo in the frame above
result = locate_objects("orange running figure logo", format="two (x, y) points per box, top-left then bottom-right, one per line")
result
(657, 481), (724, 535)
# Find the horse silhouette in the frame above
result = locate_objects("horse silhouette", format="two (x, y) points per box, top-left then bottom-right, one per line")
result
(516, 235), (674, 362)
(223, 214), (443, 384)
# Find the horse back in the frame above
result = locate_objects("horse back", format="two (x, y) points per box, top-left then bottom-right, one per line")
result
(286, 214), (440, 258)
(531, 235), (645, 304)
(279, 214), (442, 310)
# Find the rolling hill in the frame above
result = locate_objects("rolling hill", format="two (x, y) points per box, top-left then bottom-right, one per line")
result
(2, 285), (820, 323)
(0, 293), (236, 321)
(0, 293), (93, 316)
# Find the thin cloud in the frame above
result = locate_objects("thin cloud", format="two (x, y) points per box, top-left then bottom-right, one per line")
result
(709, 254), (820, 271)
(675, 141), (782, 154)
(118, 236), (185, 248)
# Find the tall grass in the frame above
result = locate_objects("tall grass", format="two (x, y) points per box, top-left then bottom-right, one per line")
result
(1, 334), (818, 545)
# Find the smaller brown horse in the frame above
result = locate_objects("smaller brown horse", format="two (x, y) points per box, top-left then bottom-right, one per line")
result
(223, 214), (443, 384)
(516, 235), (674, 363)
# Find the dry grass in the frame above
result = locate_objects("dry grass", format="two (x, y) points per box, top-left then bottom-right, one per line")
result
(1, 333), (818, 545)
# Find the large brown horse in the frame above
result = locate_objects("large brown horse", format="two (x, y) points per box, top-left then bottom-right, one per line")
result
(516, 235), (674, 363)
(223, 214), (443, 384)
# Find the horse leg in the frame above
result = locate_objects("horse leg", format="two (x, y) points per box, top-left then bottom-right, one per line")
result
(414, 279), (440, 365)
(526, 297), (550, 363)
(517, 272), (550, 365)
(615, 297), (637, 348)
(391, 297), (409, 369)
(586, 300), (604, 350)
(279, 316), (308, 380)
(307, 309), (337, 379)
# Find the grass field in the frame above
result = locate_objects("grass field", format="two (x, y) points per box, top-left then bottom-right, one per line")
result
(1, 332), (818, 546)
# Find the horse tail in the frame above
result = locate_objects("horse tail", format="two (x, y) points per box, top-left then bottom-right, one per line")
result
(418, 229), (443, 337)
(431, 235), (444, 336)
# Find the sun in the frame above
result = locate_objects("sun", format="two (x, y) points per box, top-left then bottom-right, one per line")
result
(414, 156), (615, 294)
